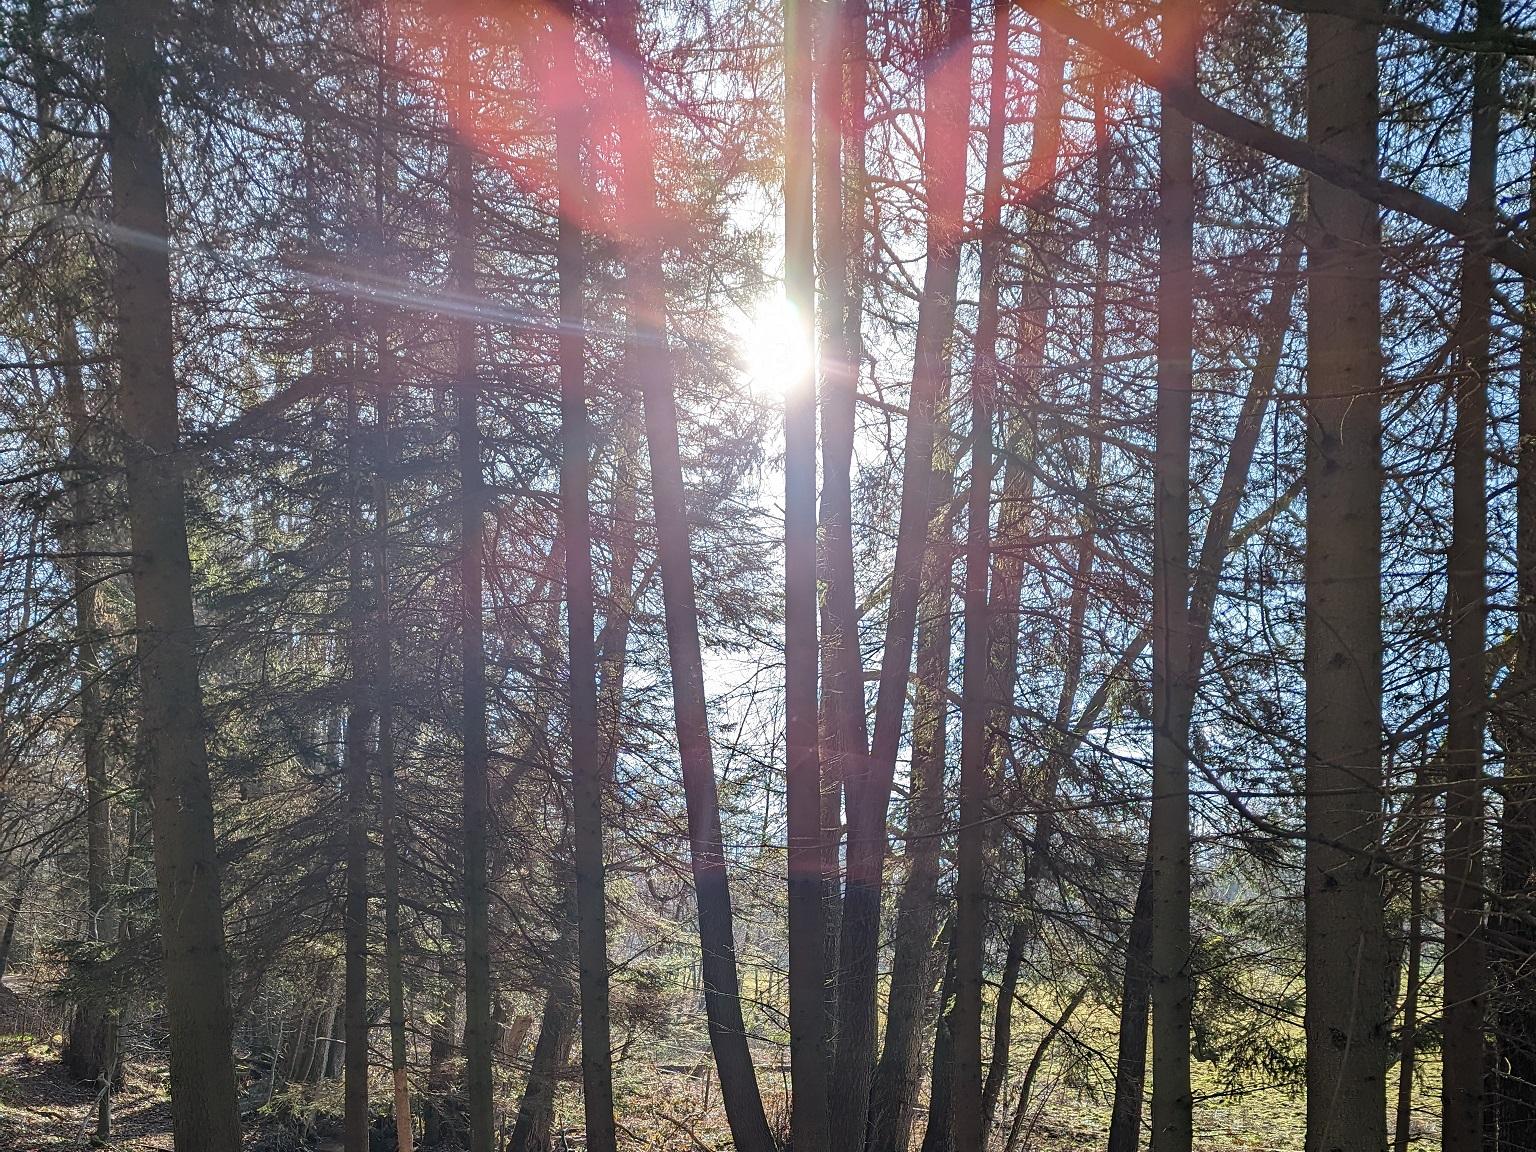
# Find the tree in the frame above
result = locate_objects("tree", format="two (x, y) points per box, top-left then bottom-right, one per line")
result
(1302, 6), (1390, 1151)
(98, 0), (242, 1146)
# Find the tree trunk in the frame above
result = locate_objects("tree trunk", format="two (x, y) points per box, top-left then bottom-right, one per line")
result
(1107, 864), (1155, 1152)
(1303, 7), (1390, 1152)
(786, 0), (830, 1147)
(1495, 148), (1536, 1152)
(1002, 984), (1087, 1152)
(868, 411), (956, 1152)
(831, 0), (973, 1138)
(508, 968), (578, 1152)
(446, 13), (494, 1149)
(99, 0), (243, 1146)
(602, 4), (775, 1150)
(1444, 4), (1498, 1148)
(918, 923), (959, 1152)
(370, 9), (412, 1148)
(0, 866), (33, 981)
(1150, 6), (1197, 1152)
(426, 913), (463, 1147)
(544, 8), (619, 1148)
(344, 373), (373, 1152)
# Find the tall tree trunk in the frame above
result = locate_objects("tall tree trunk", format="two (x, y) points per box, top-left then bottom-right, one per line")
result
(830, 0), (972, 1138)
(814, 0), (862, 849)
(370, 9), (412, 1149)
(786, 0), (830, 1147)
(99, 1), (242, 1146)
(867, 408), (956, 1152)
(1444, 4), (1498, 1148)
(547, 7), (619, 1148)
(447, 12), (494, 1149)
(1495, 150), (1536, 1152)
(344, 366), (373, 1152)
(1108, 186), (1305, 1152)
(1107, 862), (1155, 1152)
(971, 16), (1069, 1142)
(1150, 5), (1197, 1151)
(602, 4), (775, 1148)
(1303, 7), (1390, 1152)
(950, 0), (988, 1145)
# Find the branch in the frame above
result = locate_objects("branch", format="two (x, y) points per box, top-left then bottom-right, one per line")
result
(1018, 0), (1536, 280)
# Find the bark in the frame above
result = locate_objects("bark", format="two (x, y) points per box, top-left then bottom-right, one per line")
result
(0, 866), (32, 981)
(867, 408), (956, 1152)
(344, 374), (373, 1152)
(99, 0), (243, 1146)
(1150, 6), (1197, 1151)
(508, 973), (578, 1152)
(1495, 153), (1536, 1152)
(1106, 862), (1154, 1152)
(602, 3), (775, 1149)
(830, 0), (972, 1137)
(1302, 7), (1390, 1151)
(786, 0), (830, 1146)
(950, 1), (986, 1143)
(1444, 4), (1498, 1148)
(371, 9), (412, 1149)
(447, 13), (494, 1149)
(546, 7), (619, 1147)
(918, 923), (959, 1152)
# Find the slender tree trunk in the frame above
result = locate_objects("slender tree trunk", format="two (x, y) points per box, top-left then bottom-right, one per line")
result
(949, 0), (987, 1144)
(831, 0), (973, 1137)
(1150, 6), (1197, 1152)
(1303, 7), (1390, 1152)
(1002, 984), (1088, 1152)
(1496, 151), (1536, 1152)
(918, 923), (959, 1152)
(602, 4), (775, 1148)
(1444, 5), (1498, 1149)
(868, 410), (956, 1152)
(369, 10), (412, 1149)
(970, 14), (1069, 1142)
(1106, 183), (1304, 1152)
(546, 9), (619, 1148)
(0, 867), (31, 982)
(1104, 862), (1153, 1152)
(99, 1), (242, 1146)
(446, 14), (494, 1149)
(814, 0), (862, 813)
(344, 368), (373, 1152)
(1393, 864), (1422, 1152)
(786, 0), (830, 1147)
(426, 912), (462, 1146)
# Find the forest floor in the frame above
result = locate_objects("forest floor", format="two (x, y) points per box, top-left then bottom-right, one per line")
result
(0, 1033), (174, 1151)
(0, 1026), (1442, 1152)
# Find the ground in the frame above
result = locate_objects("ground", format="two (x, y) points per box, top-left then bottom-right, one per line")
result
(0, 1035), (173, 1151)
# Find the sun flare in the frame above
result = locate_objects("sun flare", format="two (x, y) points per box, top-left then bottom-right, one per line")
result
(739, 292), (814, 399)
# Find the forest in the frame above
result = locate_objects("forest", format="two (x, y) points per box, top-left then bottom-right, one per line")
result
(0, 0), (1531, 1149)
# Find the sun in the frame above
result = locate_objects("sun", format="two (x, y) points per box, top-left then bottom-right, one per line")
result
(738, 291), (814, 399)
